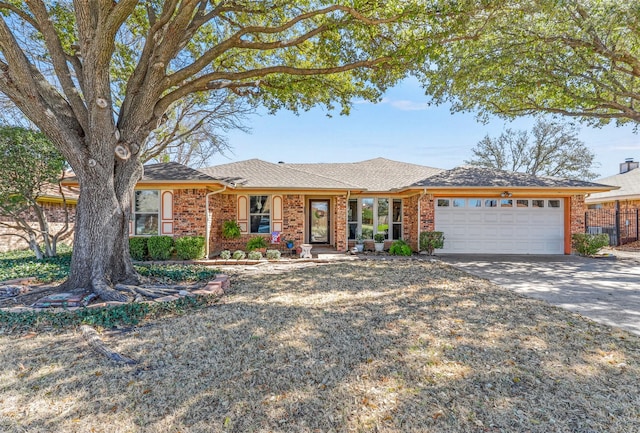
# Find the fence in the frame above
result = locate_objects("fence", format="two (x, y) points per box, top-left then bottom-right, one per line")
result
(585, 208), (639, 246)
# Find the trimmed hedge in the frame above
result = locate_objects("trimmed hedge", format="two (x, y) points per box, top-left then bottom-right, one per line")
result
(175, 236), (205, 260)
(147, 235), (174, 260)
(129, 237), (148, 261)
(419, 231), (445, 255)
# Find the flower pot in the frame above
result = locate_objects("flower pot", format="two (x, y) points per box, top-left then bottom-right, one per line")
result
(374, 242), (384, 252)
(355, 244), (364, 253)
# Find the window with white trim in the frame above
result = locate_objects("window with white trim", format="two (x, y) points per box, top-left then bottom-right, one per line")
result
(349, 198), (401, 240)
(134, 190), (159, 235)
(249, 195), (270, 233)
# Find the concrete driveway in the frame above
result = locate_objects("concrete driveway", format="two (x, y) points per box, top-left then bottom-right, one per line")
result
(439, 251), (640, 336)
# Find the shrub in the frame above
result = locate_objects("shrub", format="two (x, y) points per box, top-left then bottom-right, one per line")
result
(174, 236), (205, 260)
(147, 236), (174, 260)
(135, 264), (217, 281)
(266, 249), (281, 260)
(389, 239), (412, 256)
(374, 233), (386, 243)
(419, 231), (445, 255)
(219, 250), (231, 260)
(247, 250), (263, 260)
(221, 220), (241, 239)
(232, 250), (246, 260)
(246, 236), (268, 251)
(572, 233), (610, 256)
(129, 237), (148, 261)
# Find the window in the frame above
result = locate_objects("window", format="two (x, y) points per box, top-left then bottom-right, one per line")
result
(453, 199), (465, 207)
(348, 199), (358, 240)
(517, 199), (529, 208)
(548, 200), (561, 208)
(250, 195), (270, 233)
(437, 199), (450, 207)
(468, 199), (482, 208)
(134, 190), (159, 235)
(485, 199), (497, 208)
(500, 199), (513, 207)
(532, 200), (545, 208)
(392, 199), (402, 240)
(348, 198), (402, 240)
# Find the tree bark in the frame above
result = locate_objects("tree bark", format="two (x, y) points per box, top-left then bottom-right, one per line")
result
(59, 157), (143, 302)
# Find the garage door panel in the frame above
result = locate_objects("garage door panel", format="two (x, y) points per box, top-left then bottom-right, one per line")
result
(435, 197), (564, 254)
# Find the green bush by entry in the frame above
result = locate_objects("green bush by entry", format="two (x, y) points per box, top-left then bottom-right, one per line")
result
(175, 236), (205, 260)
(246, 236), (268, 251)
(572, 233), (609, 256)
(419, 231), (445, 255)
(129, 237), (148, 261)
(389, 239), (412, 256)
(147, 236), (174, 260)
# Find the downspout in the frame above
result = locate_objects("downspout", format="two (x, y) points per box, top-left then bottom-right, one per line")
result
(345, 190), (351, 252)
(205, 185), (227, 259)
(417, 188), (427, 250)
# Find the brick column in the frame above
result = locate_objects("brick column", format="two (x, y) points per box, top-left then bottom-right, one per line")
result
(334, 195), (347, 251)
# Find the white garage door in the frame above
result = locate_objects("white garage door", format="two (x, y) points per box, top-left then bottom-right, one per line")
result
(434, 198), (564, 254)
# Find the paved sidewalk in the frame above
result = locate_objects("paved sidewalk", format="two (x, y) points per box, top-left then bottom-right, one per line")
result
(440, 252), (640, 336)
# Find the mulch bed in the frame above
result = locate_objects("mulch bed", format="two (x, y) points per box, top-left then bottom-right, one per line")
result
(1, 260), (639, 432)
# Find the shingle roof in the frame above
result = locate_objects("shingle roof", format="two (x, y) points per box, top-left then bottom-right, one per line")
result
(586, 168), (640, 203)
(412, 166), (614, 189)
(199, 159), (360, 189)
(142, 162), (223, 182)
(285, 158), (444, 191)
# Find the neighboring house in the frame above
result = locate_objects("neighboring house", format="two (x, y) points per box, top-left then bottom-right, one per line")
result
(585, 158), (640, 209)
(71, 158), (611, 256)
(0, 183), (78, 253)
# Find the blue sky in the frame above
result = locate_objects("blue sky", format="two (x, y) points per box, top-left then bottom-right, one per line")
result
(223, 79), (639, 179)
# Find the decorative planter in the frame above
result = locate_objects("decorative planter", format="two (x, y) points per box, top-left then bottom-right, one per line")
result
(355, 244), (364, 253)
(374, 242), (384, 252)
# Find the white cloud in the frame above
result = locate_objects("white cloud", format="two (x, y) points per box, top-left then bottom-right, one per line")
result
(381, 97), (430, 111)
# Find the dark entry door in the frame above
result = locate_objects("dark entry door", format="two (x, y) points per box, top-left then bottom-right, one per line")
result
(309, 200), (330, 243)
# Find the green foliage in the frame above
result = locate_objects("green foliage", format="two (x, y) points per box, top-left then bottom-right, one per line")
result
(0, 249), (71, 283)
(232, 250), (246, 260)
(221, 220), (241, 239)
(129, 237), (148, 261)
(266, 249), (281, 260)
(0, 294), (220, 332)
(389, 239), (412, 256)
(246, 236), (268, 251)
(247, 250), (262, 260)
(374, 233), (386, 243)
(134, 263), (217, 282)
(572, 233), (610, 256)
(419, 231), (445, 255)
(174, 236), (205, 260)
(147, 236), (174, 260)
(219, 250), (231, 260)
(422, 2), (640, 126)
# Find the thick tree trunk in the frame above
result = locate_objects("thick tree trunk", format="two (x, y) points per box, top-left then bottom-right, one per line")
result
(59, 158), (143, 302)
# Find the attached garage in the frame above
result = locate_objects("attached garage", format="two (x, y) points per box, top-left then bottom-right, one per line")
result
(435, 197), (564, 254)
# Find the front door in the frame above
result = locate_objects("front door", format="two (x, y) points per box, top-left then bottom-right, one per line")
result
(309, 199), (330, 243)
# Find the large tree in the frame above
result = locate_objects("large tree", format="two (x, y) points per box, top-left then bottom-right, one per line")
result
(0, 1), (472, 300)
(465, 119), (599, 180)
(422, 1), (640, 126)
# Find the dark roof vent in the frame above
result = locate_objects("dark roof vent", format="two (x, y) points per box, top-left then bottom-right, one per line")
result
(278, 161), (285, 164)
(620, 158), (639, 174)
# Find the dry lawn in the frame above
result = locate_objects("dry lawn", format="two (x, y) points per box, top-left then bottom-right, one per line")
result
(1, 260), (639, 432)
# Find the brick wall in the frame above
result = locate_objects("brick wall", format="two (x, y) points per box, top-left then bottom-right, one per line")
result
(173, 188), (208, 237)
(401, 193), (434, 251)
(0, 201), (76, 252)
(334, 195), (347, 251)
(570, 195), (586, 236)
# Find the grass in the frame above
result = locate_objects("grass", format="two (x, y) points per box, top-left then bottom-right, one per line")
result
(1, 260), (639, 432)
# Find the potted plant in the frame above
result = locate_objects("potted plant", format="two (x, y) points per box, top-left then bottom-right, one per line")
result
(355, 234), (365, 253)
(282, 236), (295, 250)
(374, 233), (386, 252)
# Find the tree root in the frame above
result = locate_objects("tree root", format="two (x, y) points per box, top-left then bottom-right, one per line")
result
(81, 325), (138, 365)
(114, 284), (184, 299)
(92, 279), (129, 303)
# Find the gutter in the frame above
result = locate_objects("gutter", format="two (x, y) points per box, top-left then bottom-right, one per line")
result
(345, 190), (351, 251)
(417, 188), (427, 250)
(205, 185), (227, 258)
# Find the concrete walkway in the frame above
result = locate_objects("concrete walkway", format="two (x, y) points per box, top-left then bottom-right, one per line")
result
(440, 251), (640, 336)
